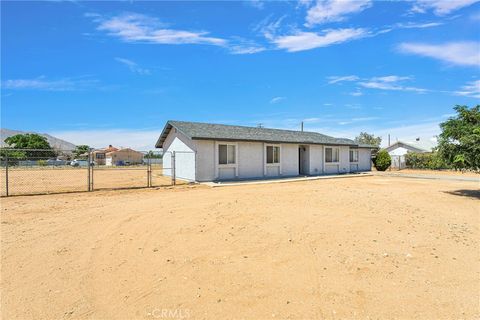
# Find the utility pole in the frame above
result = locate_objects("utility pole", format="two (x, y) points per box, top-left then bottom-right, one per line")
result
(301, 121), (304, 132)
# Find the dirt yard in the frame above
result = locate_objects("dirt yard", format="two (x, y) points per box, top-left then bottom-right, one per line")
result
(1, 176), (479, 319)
(390, 168), (480, 177)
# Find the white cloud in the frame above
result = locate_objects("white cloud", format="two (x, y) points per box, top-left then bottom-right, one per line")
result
(454, 80), (480, 98)
(395, 21), (443, 29)
(92, 12), (265, 55)
(338, 116), (378, 125)
(115, 57), (151, 75)
(327, 75), (359, 84)
(398, 41), (480, 67)
(94, 12), (226, 46)
(2, 76), (97, 91)
(410, 0), (479, 15)
(349, 89), (363, 96)
(272, 28), (368, 52)
(328, 74), (428, 93)
(245, 0), (264, 9)
(305, 0), (372, 26)
(270, 96), (286, 104)
(371, 75), (411, 82)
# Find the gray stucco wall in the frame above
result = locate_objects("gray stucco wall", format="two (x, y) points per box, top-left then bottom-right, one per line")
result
(238, 142), (264, 178)
(161, 129), (372, 181)
(309, 145), (323, 175)
(162, 129), (197, 181)
(358, 148), (372, 171)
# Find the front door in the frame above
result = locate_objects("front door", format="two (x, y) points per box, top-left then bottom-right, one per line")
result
(299, 146), (307, 175)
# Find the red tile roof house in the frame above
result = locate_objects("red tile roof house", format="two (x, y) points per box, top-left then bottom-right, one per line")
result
(92, 145), (119, 165)
(155, 121), (375, 182)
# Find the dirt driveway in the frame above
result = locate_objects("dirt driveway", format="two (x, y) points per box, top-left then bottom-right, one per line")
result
(1, 176), (479, 319)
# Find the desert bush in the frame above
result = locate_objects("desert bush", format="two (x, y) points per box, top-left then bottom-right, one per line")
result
(375, 150), (391, 171)
(38, 160), (48, 166)
(405, 152), (450, 170)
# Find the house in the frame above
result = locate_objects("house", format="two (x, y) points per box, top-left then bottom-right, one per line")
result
(105, 148), (144, 166)
(155, 120), (375, 182)
(385, 141), (429, 156)
(92, 145), (119, 165)
(385, 141), (428, 169)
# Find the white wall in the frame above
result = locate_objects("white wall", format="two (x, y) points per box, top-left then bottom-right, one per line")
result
(309, 145), (323, 175)
(195, 140), (215, 182)
(162, 131), (372, 181)
(238, 142), (264, 178)
(388, 147), (410, 156)
(358, 148), (372, 171)
(162, 129), (196, 181)
(280, 143), (299, 176)
(339, 146), (350, 174)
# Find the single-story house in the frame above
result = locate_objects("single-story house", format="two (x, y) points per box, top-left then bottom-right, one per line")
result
(92, 145), (119, 165)
(155, 120), (375, 182)
(385, 141), (429, 156)
(105, 148), (144, 166)
(385, 141), (429, 169)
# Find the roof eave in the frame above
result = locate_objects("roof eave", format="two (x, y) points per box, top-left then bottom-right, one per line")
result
(191, 137), (356, 146)
(155, 122), (173, 149)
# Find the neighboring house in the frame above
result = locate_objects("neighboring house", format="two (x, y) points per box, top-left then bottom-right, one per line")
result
(155, 120), (375, 182)
(92, 145), (119, 165)
(385, 141), (428, 169)
(105, 148), (144, 166)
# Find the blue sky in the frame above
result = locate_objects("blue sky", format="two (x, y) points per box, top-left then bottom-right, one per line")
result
(1, 0), (479, 149)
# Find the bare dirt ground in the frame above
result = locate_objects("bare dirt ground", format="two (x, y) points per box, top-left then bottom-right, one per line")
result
(392, 169), (480, 177)
(1, 176), (479, 319)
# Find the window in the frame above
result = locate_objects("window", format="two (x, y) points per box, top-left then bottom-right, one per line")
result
(350, 149), (359, 162)
(219, 144), (235, 164)
(325, 147), (339, 163)
(266, 146), (280, 164)
(96, 153), (105, 159)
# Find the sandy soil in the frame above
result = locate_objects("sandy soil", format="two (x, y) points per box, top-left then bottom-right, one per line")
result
(0, 166), (174, 196)
(1, 176), (479, 319)
(389, 169), (480, 177)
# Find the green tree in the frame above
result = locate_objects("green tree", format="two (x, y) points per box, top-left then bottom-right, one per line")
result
(3, 133), (55, 159)
(437, 105), (480, 171)
(355, 132), (382, 147)
(73, 145), (90, 159)
(375, 149), (391, 171)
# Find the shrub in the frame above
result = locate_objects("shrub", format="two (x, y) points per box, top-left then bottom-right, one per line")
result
(405, 152), (450, 170)
(375, 149), (391, 171)
(38, 160), (48, 166)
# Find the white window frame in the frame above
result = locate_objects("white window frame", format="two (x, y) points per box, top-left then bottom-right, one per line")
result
(266, 145), (281, 165)
(218, 144), (236, 165)
(264, 143), (282, 175)
(214, 141), (238, 179)
(349, 149), (359, 163)
(324, 146), (340, 163)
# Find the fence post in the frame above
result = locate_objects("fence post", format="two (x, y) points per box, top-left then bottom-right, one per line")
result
(87, 152), (91, 191)
(91, 153), (94, 191)
(5, 153), (9, 197)
(172, 151), (176, 186)
(147, 155), (151, 187)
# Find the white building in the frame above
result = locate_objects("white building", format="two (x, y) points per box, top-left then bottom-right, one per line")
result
(155, 121), (374, 182)
(385, 141), (429, 169)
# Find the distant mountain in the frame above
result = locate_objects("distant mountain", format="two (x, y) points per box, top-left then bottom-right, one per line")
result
(0, 128), (77, 150)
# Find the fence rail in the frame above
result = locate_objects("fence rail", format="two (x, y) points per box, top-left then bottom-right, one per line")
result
(0, 148), (194, 196)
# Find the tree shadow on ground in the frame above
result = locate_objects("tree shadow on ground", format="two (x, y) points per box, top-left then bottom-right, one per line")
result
(445, 189), (480, 200)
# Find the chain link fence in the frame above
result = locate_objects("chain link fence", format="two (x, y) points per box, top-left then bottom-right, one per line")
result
(0, 148), (194, 196)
